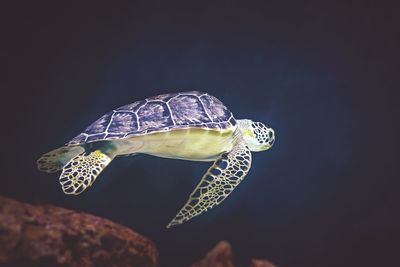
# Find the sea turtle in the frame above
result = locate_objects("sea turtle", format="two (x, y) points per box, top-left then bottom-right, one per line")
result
(37, 91), (275, 227)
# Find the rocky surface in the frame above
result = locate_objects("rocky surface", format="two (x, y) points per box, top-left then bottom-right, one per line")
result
(0, 196), (157, 267)
(191, 241), (234, 267)
(191, 241), (277, 267)
(0, 195), (277, 267)
(249, 259), (277, 267)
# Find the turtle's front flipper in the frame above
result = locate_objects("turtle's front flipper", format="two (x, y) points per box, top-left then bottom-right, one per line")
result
(59, 150), (114, 195)
(167, 139), (252, 228)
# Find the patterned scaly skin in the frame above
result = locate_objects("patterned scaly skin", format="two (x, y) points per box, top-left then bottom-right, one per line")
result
(59, 150), (112, 195)
(167, 137), (252, 228)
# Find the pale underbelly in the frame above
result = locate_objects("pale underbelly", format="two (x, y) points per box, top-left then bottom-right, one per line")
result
(113, 127), (235, 161)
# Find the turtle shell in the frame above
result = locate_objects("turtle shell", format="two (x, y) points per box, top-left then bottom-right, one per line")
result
(67, 91), (237, 145)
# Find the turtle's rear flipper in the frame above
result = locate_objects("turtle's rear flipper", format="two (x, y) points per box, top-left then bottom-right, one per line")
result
(59, 150), (113, 195)
(37, 146), (85, 173)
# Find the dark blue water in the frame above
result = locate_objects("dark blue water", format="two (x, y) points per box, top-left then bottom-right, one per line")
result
(2, 1), (399, 267)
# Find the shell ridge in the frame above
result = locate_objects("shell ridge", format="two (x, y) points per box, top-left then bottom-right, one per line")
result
(104, 111), (116, 134)
(135, 100), (149, 131)
(165, 101), (176, 125)
(198, 95), (214, 123)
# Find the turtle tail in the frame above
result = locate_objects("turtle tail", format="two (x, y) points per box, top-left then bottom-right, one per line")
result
(37, 146), (85, 173)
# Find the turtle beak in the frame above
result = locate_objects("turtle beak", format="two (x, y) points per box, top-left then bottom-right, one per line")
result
(266, 128), (275, 148)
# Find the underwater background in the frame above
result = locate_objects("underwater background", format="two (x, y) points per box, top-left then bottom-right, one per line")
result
(2, 1), (399, 266)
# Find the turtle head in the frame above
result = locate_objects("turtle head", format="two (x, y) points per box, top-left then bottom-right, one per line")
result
(237, 119), (275, 152)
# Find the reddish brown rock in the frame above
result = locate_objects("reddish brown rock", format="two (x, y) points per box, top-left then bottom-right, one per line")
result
(0, 196), (157, 267)
(249, 259), (277, 267)
(191, 241), (234, 267)
(190, 241), (277, 267)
